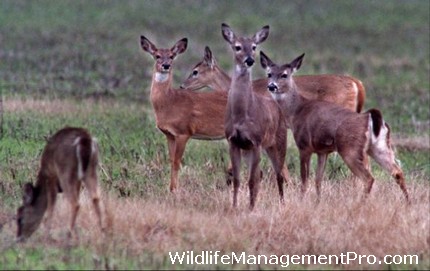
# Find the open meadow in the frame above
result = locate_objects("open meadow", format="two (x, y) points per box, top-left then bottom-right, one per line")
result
(0, 0), (429, 269)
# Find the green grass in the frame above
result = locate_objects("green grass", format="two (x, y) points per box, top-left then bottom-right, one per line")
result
(0, 0), (429, 269)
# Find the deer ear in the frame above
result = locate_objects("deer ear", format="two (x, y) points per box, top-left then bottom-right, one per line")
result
(204, 46), (215, 68)
(221, 23), (236, 44)
(22, 183), (35, 206)
(171, 38), (188, 55)
(253, 25), (270, 44)
(260, 51), (273, 69)
(140, 35), (157, 55)
(291, 53), (305, 72)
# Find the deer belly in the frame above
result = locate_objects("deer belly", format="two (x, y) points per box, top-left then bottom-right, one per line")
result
(191, 134), (225, 140)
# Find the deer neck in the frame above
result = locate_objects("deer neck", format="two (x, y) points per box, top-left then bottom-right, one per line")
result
(212, 65), (232, 91)
(150, 69), (173, 109)
(229, 65), (254, 118)
(31, 173), (51, 217)
(278, 81), (307, 125)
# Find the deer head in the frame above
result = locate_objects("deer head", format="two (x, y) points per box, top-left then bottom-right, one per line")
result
(260, 51), (305, 99)
(140, 36), (188, 82)
(221, 23), (269, 70)
(16, 183), (45, 239)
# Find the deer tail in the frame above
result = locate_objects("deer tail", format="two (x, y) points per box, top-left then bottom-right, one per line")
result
(367, 108), (384, 138)
(367, 108), (393, 152)
(352, 78), (366, 113)
(74, 136), (97, 180)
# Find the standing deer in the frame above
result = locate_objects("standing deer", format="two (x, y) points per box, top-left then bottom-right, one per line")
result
(17, 127), (103, 240)
(222, 23), (288, 209)
(181, 46), (366, 113)
(260, 52), (409, 202)
(140, 36), (229, 192)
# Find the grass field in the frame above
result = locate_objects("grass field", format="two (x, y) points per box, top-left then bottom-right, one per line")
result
(0, 0), (429, 269)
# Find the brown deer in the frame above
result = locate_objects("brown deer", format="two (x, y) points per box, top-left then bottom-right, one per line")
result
(181, 46), (366, 113)
(140, 36), (230, 192)
(260, 51), (409, 202)
(16, 127), (103, 240)
(222, 23), (288, 209)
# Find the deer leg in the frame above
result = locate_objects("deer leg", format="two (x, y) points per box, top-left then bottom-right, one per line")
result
(44, 181), (58, 236)
(299, 151), (312, 197)
(166, 134), (189, 192)
(165, 135), (177, 192)
(229, 144), (242, 208)
(265, 146), (286, 204)
(392, 167), (410, 204)
(226, 162), (234, 186)
(315, 153), (328, 201)
(83, 171), (103, 231)
(341, 151), (375, 197)
(368, 134), (410, 203)
(370, 152), (409, 203)
(67, 181), (81, 238)
(248, 148), (261, 210)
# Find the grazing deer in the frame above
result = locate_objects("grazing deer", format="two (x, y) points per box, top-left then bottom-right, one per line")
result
(260, 52), (409, 202)
(140, 36), (230, 192)
(181, 46), (366, 113)
(222, 23), (288, 209)
(17, 127), (103, 240)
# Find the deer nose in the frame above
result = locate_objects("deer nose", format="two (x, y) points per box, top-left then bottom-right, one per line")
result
(162, 64), (171, 70)
(245, 57), (254, 67)
(268, 83), (278, 92)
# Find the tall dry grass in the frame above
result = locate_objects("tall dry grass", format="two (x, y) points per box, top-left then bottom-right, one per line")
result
(2, 175), (428, 269)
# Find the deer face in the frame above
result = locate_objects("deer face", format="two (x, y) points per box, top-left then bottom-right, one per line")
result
(16, 183), (44, 240)
(140, 36), (188, 74)
(260, 51), (305, 99)
(221, 23), (269, 70)
(181, 47), (215, 89)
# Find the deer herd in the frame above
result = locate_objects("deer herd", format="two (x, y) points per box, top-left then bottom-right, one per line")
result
(15, 23), (409, 241)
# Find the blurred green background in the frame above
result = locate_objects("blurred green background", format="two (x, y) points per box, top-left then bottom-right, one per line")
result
(1, 0), (429, 135)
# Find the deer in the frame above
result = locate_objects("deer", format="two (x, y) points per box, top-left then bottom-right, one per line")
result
(259, 51), (409, 203)
(181, 46), (366, 113)
(140, 36), (231, 192)
(222, 23), (288, 209)
(16, 127), (103, 240)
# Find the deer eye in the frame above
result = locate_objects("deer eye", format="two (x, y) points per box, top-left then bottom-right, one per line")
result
(234, 46), (242, 51)
(281, 74), (288, 79)
(251, 45), (257, 51)
(155, 55), (161, 59)
(267, 73), (272, 78)
(192, 70), (198, 76)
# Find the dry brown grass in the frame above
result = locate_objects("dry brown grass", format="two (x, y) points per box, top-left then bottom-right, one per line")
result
(2, 176), (428, 269)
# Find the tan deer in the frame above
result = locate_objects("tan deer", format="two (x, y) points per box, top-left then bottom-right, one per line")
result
(140, 36), (230, 192)
(260, 51), (409, 202)
(16, 127), (103, 240)
(222, 23), (288, 209)
(181, 46), (366, 113)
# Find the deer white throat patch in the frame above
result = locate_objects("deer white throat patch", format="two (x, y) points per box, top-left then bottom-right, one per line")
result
(270, 92), (287, 101)
(155, 72), (169, 83)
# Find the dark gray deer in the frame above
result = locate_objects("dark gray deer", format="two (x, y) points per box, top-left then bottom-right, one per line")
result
(260, 51), (409, 202)
(222, 23), (288, 209)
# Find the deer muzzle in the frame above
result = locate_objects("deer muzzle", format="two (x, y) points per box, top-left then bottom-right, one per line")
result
(267, 83), (278, 92)
(245, 57), (255, 67)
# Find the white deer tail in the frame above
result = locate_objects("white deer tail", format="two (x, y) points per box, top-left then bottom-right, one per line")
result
(73, 136), (96, 181)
